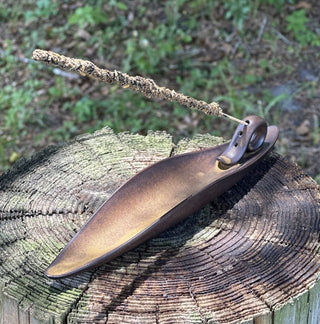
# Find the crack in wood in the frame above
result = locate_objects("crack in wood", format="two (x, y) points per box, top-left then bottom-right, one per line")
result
(187, 281), (208, 323)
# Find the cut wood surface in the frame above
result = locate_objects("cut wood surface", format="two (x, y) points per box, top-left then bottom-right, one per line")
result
(0, 127), (320, 324)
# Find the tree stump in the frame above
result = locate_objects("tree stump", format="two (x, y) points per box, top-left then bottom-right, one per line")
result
(0, 127), (320, 324)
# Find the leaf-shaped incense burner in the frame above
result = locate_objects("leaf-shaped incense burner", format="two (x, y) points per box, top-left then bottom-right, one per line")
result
(46, 116), (279, 278)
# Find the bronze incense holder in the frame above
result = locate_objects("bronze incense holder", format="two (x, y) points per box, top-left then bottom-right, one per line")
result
(46, 115), (279, 278)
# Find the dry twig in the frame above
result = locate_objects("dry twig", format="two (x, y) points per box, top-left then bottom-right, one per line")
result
(32, 49), (246, 125)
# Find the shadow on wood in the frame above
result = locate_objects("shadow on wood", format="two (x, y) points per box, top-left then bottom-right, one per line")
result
(0, 127), (320, 323)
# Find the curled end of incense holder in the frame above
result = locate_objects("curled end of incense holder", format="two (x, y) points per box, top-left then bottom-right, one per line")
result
(46, 116), (279, 279)
(217, 115), (267, 166)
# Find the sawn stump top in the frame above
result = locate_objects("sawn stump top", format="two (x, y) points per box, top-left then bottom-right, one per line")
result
(0, 127), (320, 324)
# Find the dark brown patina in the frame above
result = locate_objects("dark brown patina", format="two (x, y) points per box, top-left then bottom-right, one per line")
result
(46, 116), (279, 278)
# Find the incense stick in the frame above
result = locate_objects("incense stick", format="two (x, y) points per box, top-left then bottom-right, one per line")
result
(32, 49), (247, 125)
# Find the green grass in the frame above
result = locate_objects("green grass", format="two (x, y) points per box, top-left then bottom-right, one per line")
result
(286, 9), (320, 47)
(1, 0), (319, 183)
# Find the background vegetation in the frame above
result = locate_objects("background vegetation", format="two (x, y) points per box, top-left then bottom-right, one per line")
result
(0, 0), (319, 182)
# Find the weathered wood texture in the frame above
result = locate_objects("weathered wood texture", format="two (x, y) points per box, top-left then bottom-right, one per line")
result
(0, 127), (320, 324)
